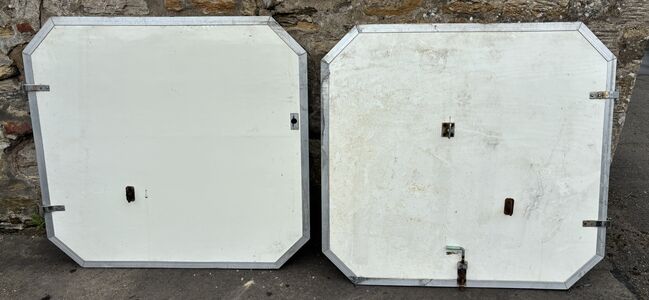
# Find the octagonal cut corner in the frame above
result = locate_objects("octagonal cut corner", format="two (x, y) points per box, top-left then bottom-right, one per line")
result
(23, 18), (56, 58)
(322, 246), (358, 280)
(576, 23), (616, 62)
(267, 18), (307, 57)
(322, 26), (360, 65)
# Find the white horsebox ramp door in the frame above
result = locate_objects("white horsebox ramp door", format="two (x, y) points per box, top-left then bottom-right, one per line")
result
(24, 17), (309, 268)
(322, 23), (616, 289)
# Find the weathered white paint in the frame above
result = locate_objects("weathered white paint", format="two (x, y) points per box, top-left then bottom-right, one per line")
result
(326, 29), (609, 284)
(29, 23), (304, 264)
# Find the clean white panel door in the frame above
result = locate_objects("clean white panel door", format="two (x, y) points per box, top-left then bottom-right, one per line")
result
(25, 17), (309, 268)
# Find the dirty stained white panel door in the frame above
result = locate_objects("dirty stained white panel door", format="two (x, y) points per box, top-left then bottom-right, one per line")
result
(24, 17), (309, 268)
(322, 23), (615, 289)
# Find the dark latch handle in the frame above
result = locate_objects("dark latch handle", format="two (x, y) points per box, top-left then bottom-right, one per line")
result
(457, 260), (468, 288)
(504, 198), (514, 216)
(126, 186), (135, 203)
(445, 245), (467, 288)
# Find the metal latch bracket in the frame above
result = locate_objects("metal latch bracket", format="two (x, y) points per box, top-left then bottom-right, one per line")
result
(442, 122), (455, 138)
(583, 220), (610, 227)
(290, 113), (299, 130)
(445, 245), (467, 288)
(42, 205), (65, 213)
(589, 90), (619, 100)
(23, 84), (50, 92)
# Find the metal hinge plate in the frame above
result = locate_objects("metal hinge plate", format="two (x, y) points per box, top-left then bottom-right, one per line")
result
(23, 84), (50, 92)
(583, 220), (610, 227)
(589, 90), (619, 100)
(42, 205), (65, 213)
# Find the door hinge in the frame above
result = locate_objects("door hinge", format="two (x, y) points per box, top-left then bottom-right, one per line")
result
(23, 84), (50, 92)
(589, 90), (618, 100)
(42, 205), (65, 213)
(583, 220), (610, 227)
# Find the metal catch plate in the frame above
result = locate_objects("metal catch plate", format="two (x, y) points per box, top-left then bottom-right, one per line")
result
(583, 220), (610, 227)
(442, 122), (455, 138)
(589, 90), (619, 100)
(290, 113), (299, 130)
(42, 205), (65, 213)
(23, 84), (50, 92)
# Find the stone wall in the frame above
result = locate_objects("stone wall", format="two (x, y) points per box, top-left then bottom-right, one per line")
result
(1, 0), (648, 230)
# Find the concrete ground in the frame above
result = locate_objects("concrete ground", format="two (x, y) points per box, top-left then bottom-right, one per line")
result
(1, 76), (647, 299)
(0, 234), (639, 300)
(605, 73), (649, 299)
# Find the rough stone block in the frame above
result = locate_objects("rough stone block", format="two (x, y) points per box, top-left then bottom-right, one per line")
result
(363, 0), (423, 16)
(190, 0), (236, 14)
(164, 0), (184, 12)
(80, 0), (149, 15)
